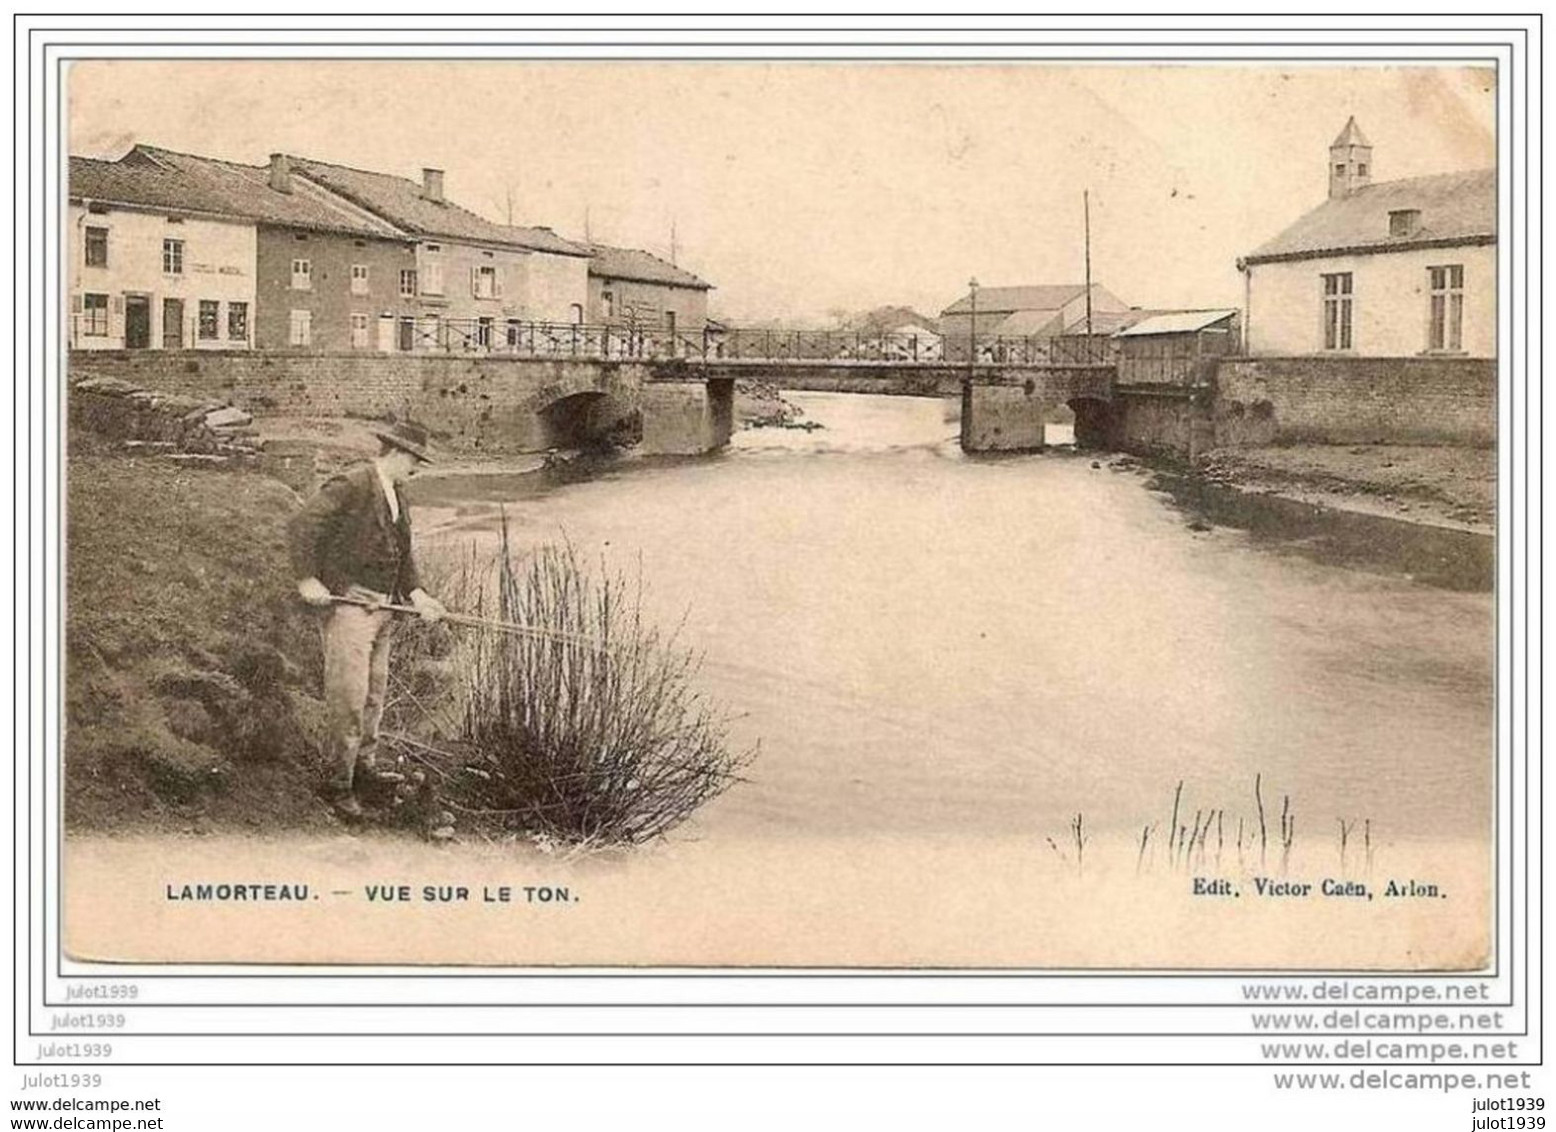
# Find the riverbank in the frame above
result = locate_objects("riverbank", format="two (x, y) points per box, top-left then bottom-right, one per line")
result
(1113, 442), (1495, 592)
(1193, 444), (1494, 534)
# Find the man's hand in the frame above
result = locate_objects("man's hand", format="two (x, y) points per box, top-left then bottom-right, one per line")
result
(297, 577), (332, 607)
(409, 588), (446, 623)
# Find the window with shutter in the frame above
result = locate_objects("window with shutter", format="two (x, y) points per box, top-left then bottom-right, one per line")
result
(81, 294), (110, 336)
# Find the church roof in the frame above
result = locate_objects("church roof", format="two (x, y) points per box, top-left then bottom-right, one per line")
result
(1332, 116), (1371, 148)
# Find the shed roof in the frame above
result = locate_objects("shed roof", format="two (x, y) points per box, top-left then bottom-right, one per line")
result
(1114, 309), (1239, 337)
(584, 244), (713, 289)
(1060, 308), (1162, 336)
(72, 146), (405, 237)
(286, 156), (537, 248)
(990, 309), (1066, 337)
(1243, 169), (1495, 264)
(942, 284), (1088, 316)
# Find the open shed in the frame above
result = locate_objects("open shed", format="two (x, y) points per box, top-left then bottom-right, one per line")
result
(1113, 309), (1241, 385)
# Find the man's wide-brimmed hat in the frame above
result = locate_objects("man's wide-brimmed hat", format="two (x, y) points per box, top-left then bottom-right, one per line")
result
(371, 420), (436, 464)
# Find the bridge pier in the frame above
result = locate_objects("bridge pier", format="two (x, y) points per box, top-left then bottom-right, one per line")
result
(639, 377), (735, 456)
(960, 380), (1050, 452)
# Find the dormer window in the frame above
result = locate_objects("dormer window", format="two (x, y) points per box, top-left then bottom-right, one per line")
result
(1389, 209), (1422, 238)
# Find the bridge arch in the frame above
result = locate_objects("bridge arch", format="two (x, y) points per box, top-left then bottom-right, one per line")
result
(1066, 395), (1115, 450)
(536, 389), (640, 450)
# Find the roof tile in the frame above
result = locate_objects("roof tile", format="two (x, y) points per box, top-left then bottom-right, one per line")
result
(1245, 169), (1495, 263)
(584, 243), (712, 289)
(70, 146), (404, 238)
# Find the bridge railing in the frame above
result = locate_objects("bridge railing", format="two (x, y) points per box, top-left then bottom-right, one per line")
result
(386, 319), (1116, 366)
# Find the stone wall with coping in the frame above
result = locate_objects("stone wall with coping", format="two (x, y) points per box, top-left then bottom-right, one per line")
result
(1214, 355), (1496, 447)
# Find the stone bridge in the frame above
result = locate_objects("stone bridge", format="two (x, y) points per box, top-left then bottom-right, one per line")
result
(652, 358), (1118, 452)
(65, 350), (1118, 458)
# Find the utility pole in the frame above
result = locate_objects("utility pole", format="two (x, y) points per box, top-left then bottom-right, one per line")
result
(1084, 189), (1094, 337)
(967, 277), (980, 373)
(583, 205), (592, 245)
(670, 218), (678, 265)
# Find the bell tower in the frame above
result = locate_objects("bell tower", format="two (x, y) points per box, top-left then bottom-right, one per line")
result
(1329, 117), (1373, 200)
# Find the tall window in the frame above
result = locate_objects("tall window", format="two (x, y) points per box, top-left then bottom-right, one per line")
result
(291, 259), (311, 290)
(399, 269), (417, 297)
(288, 309), (312, 347)
(422, 261), (444, 296)
(601, 289), (615, 320)
(350, 313), (369, 349)
(474, 265), (499, 299)
(477, 316), (493, 348)
(350, 264), (369, 295)
(227, 301), (248, 342)
(1321, 272), (1353, 351)
(81, 293), (109, 337)
(1428, 265), (1465, 352)
(84, 226), (108, 268)
(198, 300), (220, 340)
(162, 239), (184, 275)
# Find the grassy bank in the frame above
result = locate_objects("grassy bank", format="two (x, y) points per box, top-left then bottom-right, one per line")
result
(65, 429), (333, 833)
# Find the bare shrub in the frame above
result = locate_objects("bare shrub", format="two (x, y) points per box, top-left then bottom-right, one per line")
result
(405, 520), (752, 847)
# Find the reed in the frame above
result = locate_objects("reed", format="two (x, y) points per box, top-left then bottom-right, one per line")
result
(1255, 773), (1269, 869)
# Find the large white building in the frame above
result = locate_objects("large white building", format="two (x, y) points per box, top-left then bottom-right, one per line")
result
(69, 156), (259, 351)
(1239, 119), (1496, 358)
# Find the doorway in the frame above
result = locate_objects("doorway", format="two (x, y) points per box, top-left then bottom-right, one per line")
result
(124, 296), (151, 350)
(161, 298), (184, 350)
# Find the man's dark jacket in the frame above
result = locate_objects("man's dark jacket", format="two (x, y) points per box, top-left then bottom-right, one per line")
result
(288, 465), (420, 601)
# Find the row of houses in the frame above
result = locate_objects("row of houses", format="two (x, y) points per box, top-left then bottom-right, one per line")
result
(933, 118), (1495, 363)
(68, 144), (713, 353)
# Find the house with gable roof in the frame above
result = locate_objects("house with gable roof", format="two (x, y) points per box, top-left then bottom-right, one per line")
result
(1238, 118), (1496, 358)
(583, 243), (714, 351)
(73, 143), (423, 351)
(284, 156), (594, 351)
(69, 144), (408, 352)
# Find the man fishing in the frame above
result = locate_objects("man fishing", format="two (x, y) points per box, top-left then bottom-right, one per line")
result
(288, 420), (446, 821)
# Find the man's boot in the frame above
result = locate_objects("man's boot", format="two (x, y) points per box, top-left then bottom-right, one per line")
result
(354, 758), (406, 809)
(327, 782), (365, 822)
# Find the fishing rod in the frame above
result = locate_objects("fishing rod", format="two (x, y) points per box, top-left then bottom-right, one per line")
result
(327, 593), (609, 652)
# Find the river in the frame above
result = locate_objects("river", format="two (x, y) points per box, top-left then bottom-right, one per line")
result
(64, 392), (1498, 967)
(424, 391), (1494, 846)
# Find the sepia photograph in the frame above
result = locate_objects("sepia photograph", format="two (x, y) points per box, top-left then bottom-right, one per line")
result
(60, 59), (1498, 968)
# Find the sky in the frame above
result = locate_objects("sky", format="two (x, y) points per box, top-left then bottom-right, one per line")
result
(68, 61), (1496, 324)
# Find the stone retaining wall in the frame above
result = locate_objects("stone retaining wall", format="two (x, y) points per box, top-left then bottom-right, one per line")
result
(66, 350), (651, 453)
(1214, 356), (1496, 447)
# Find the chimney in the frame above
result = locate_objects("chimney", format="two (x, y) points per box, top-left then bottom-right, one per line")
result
(421, 168), (445, 204)
(268, 153), (292, 194)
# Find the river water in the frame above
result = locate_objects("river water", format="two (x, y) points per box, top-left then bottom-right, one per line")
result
(423, 391), (1495, 847)
(65, 392), (1498, 967)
